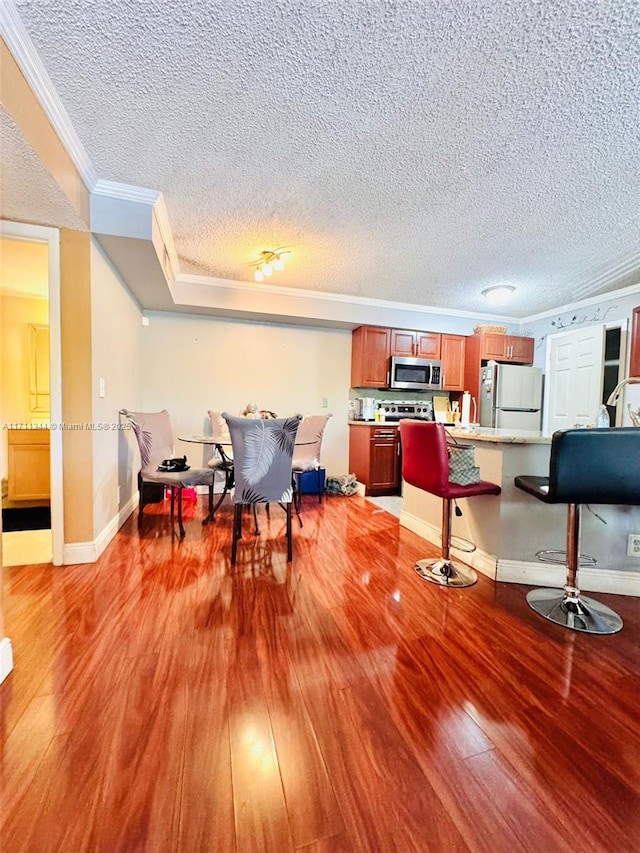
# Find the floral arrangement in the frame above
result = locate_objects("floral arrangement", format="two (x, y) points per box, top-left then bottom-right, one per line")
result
(241, 403), (278, 419)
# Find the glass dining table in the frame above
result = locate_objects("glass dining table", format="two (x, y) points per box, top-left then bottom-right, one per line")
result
(178, 435), (234, 522)
(178, 433), (315, 525)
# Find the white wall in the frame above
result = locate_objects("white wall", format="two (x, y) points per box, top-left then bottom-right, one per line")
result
(140, 312), (352, 476)
(90, 239), (142, 537)
(521, 286), (640, 370)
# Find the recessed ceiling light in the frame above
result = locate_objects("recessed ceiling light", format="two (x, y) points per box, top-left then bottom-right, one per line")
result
(481, 285), (515, 305)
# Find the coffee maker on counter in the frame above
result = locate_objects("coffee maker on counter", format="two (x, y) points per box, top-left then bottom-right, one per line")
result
(353, 397), (378, 421)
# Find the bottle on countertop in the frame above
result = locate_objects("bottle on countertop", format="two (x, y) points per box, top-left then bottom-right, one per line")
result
(595, 405), (610, 428)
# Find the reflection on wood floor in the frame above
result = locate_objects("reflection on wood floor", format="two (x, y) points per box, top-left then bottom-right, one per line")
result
(1, 494), (639, 852)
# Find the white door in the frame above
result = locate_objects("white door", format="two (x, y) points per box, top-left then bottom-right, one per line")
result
(544, 325), (605, 434)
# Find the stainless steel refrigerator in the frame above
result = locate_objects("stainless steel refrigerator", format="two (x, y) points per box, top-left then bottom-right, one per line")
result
(479, 363), (543, 430)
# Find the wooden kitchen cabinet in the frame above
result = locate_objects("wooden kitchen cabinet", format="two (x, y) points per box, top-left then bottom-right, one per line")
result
(630, 306), (640, 377)
(476, 332), (534, 363)
(8, 429), (50, 500)
(463, 332), (535, 406)
(441, 334), (466, 391)
(349, 424), (400, 495)
(390, 329), (441, 359)
(351, 326), (390, 388)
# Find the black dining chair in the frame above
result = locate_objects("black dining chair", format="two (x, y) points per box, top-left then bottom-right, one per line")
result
(515, 427), (640, 634)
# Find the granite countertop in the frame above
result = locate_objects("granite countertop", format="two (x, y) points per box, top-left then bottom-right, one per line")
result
(348, 420), (398, 427)
(446, 427), (551, 444)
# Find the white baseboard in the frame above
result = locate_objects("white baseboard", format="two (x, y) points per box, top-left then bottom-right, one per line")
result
(400, 510), (498, 580)
(498, 560), (640, 597)
(0, 637), (14, 684)
(400, 511), (640, 596)
(356, 480), (366, 497)
(63, 492), (138, 565)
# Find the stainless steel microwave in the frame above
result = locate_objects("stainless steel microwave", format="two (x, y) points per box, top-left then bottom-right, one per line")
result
(389, 356), (442, 391)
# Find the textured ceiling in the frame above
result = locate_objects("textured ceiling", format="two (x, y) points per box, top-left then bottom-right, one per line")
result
(11, 0), (640, 318)
(0, 106), (87, 232)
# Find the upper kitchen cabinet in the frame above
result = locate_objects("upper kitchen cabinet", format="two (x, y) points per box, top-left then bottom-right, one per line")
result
(351, 325), (391, 388)
(630, 306), (640, 376)
(476, 332), (534, 363)
(441, 334), (466, 391)
(390, 329), (441, 359)
(463, 332), (535, 404)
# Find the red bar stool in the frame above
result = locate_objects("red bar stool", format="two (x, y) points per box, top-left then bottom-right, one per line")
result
(399, 421), (501, 587)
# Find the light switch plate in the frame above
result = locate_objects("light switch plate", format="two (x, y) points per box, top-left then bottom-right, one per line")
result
(99, 377), (106, 398)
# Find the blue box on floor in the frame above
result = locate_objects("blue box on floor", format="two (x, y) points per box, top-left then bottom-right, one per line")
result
(297, 467), (326, 494)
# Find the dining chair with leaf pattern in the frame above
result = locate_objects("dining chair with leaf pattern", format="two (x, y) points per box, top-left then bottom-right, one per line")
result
(121, 408), (215, 538)
(222, 413), (301, 564)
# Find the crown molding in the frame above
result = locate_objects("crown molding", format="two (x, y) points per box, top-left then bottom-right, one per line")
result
(176, 273), (520, 323)
(522, 279), (640, 324)
(92, 179), (160, 205)
(151, 194), (180, 282)
(92, 180), (179, 282)
(0, 0), (97, 190)
(571, 245), (640, 301)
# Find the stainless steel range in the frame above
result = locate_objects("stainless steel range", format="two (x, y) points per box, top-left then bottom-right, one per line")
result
(380, 401), (434, 422)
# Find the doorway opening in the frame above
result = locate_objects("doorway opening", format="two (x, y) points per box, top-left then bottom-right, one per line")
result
(0, 222), (62, 565)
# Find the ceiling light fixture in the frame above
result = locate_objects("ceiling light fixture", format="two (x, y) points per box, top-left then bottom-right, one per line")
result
(481, 285), (516, 305)
(251, 249), (290, 282)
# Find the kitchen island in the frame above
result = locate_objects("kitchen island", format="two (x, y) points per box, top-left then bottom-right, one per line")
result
(400, 427), (640, 596)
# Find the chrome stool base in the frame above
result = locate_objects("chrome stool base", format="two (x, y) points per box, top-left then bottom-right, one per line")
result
(526, 588), (623, 635)
(415, 558), (477, 588)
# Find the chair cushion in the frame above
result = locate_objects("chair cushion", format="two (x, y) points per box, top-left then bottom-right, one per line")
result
(141, 467), (215, 487)
(514, 475), (551, 502)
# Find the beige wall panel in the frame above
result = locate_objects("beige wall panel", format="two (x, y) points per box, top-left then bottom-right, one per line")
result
(60, 229), (93, 542)
(90, 239), (142, 537)
(139, 313), (351, 477)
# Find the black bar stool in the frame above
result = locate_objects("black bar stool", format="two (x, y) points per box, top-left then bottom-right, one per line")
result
(515, 427), (640, 635)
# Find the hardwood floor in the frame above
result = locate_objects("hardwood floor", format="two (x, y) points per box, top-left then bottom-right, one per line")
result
(1, 494), (639, 852)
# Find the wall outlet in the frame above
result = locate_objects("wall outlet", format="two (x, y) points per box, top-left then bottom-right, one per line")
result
(627, 534), (640, 557)
(117, 485), (121, 505)
(322, 397), (328, 408)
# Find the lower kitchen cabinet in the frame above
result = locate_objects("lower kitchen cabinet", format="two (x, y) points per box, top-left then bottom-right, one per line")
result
(7, 428), (50, 500)
(349, 424), (400, 496)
